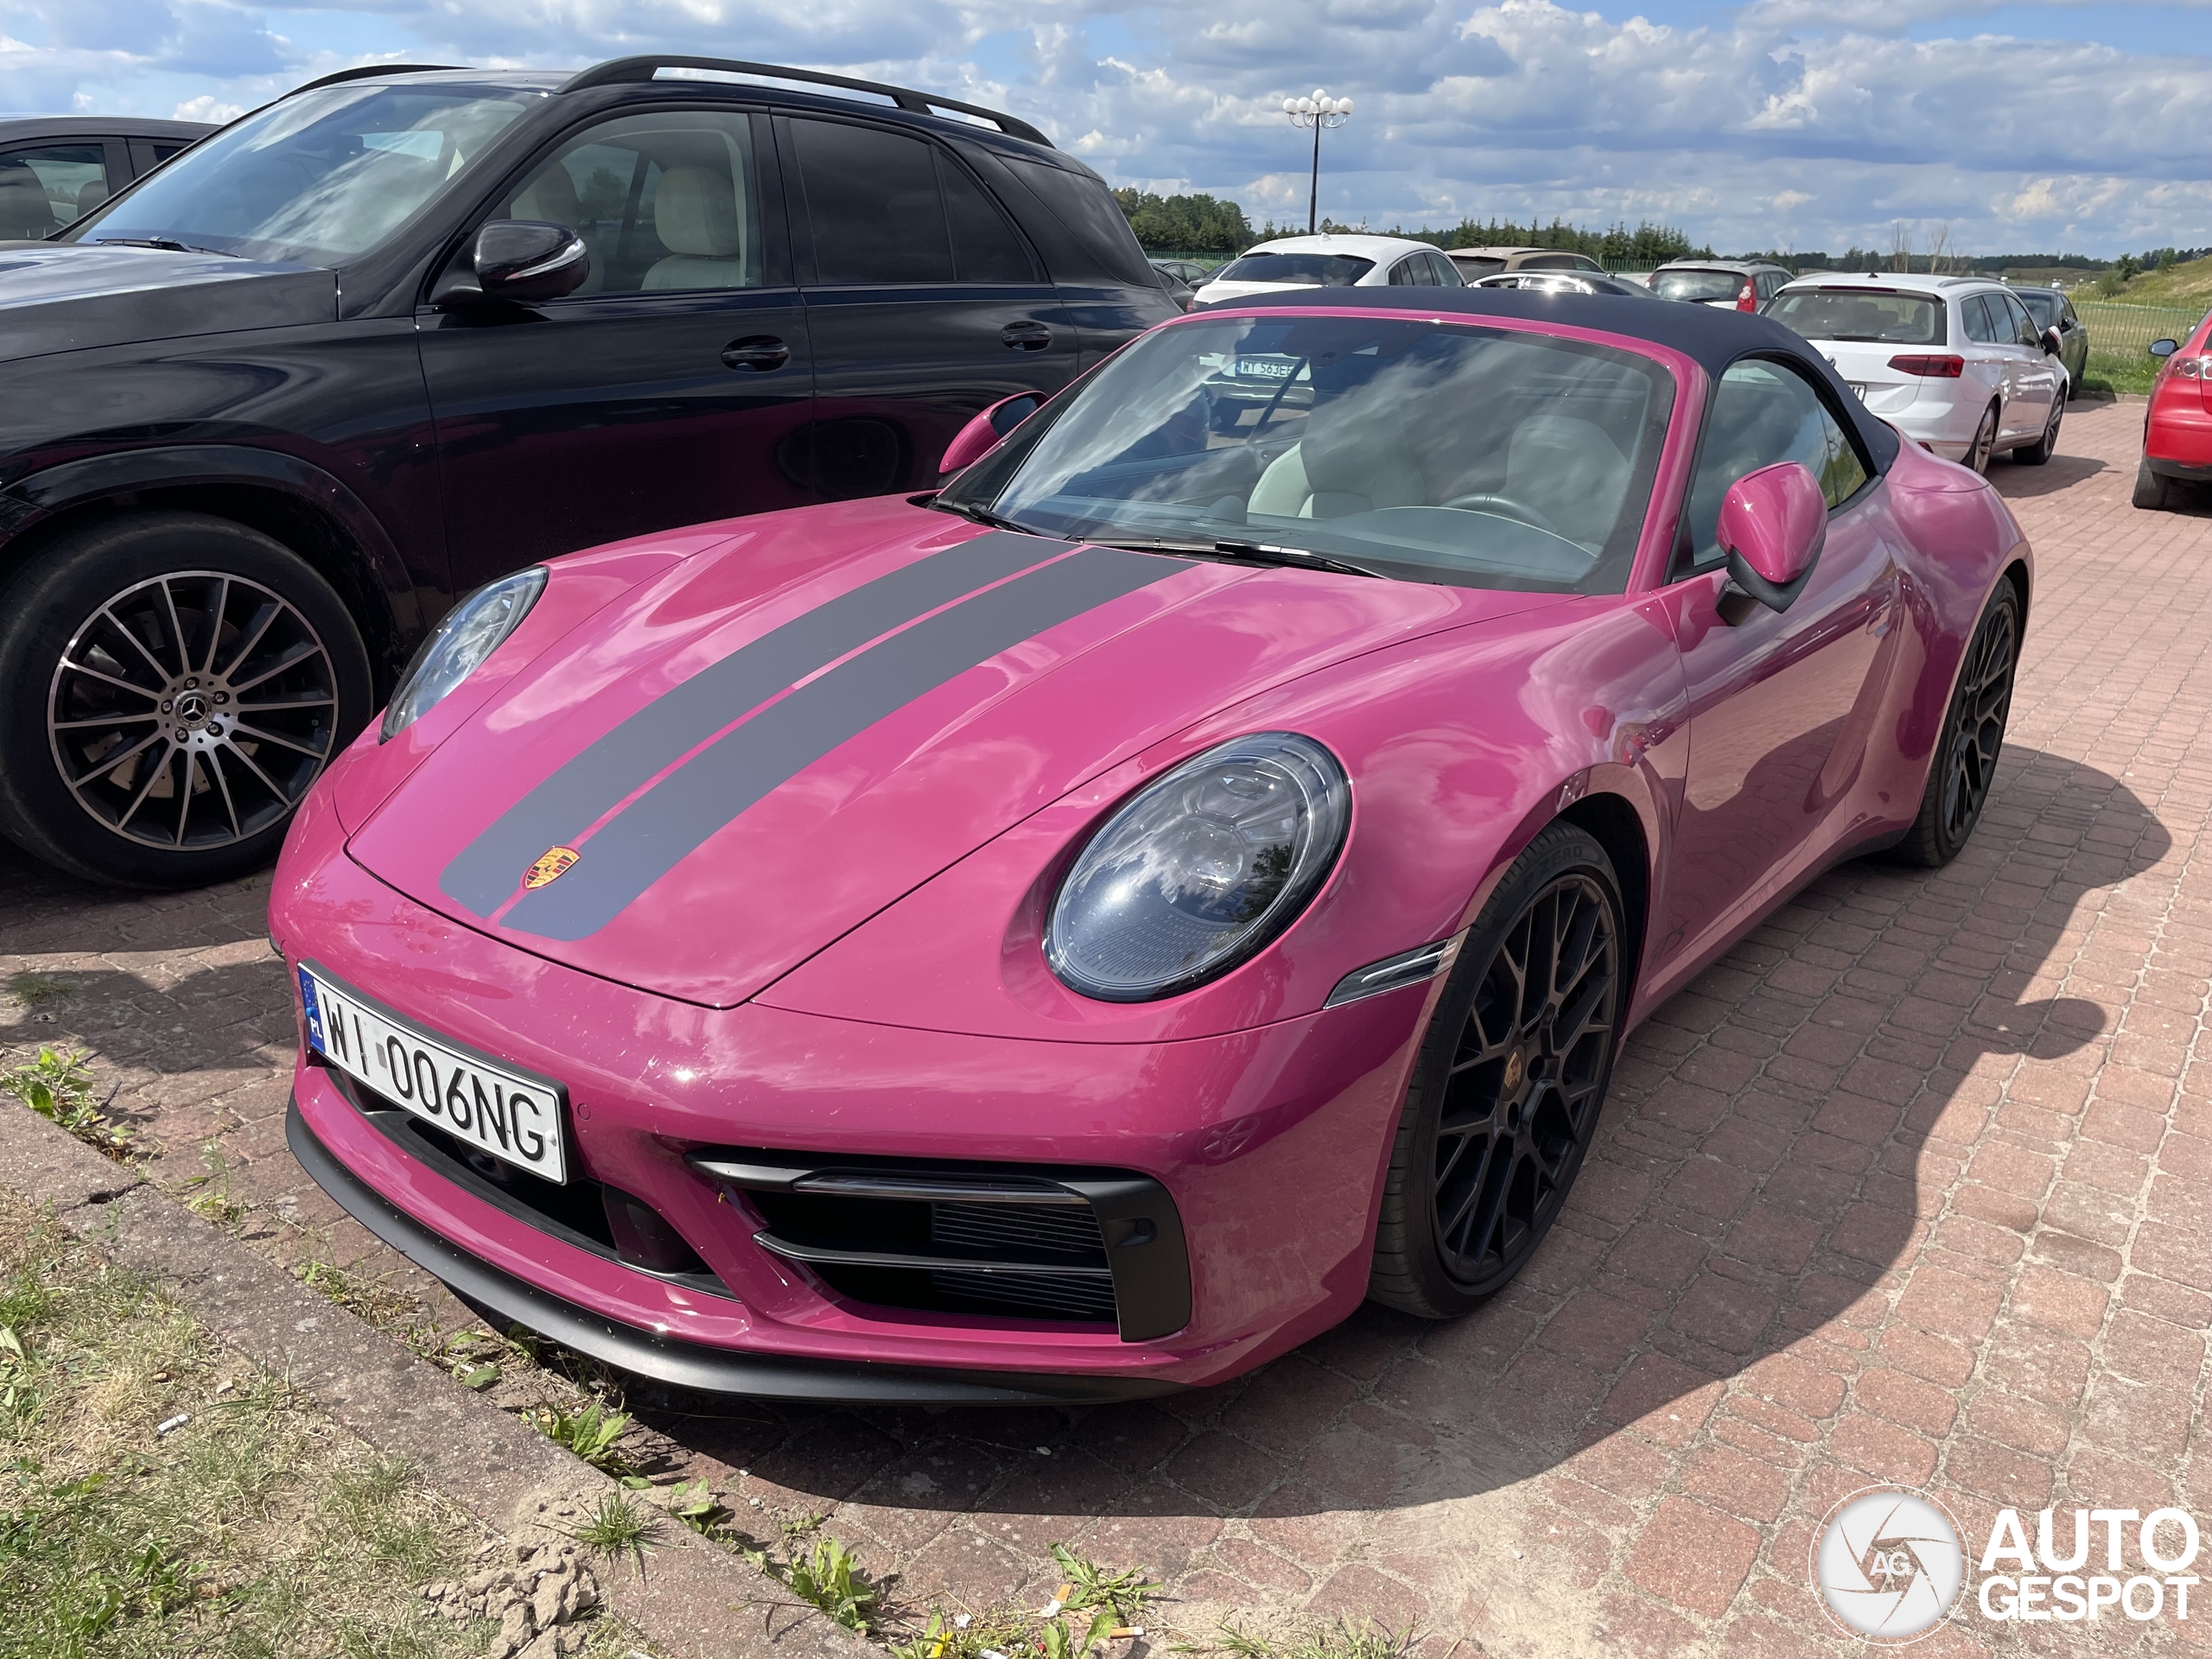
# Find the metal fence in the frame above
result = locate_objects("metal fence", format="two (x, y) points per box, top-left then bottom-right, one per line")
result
(2070, 298), (2208, 391)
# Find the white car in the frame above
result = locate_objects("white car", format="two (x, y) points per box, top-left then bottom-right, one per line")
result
(1189, 234), (1464, 307)
(1764, 273), (2068, 472)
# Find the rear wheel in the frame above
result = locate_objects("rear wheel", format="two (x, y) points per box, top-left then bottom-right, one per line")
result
(1891, 581), (2019, 869)
(0, 512), (372, 887)
(2014, 395), (2063, 466)
(1370, 823), (1624, 1317)
(1967, 404), (1999, 474)
(2133, 456), (2183, 512)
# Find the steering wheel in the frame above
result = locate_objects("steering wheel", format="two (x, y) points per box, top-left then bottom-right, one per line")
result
(1440, 493), (1567, 537)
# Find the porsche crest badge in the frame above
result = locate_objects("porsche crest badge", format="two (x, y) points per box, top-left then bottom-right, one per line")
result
(524, 846), (581, 889)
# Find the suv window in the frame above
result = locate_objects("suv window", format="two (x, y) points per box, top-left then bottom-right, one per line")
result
(1961, 293), (1999, 344)
(1997, 289), (2041, 348)
(790, 119), (1034, 285)
(503, 111), (769, 295)
(1764, 286), (1944, 346)
(1427, 251), (1461, 285)
(0, 143), (111, 237)
(1681, 359), (1869, 571)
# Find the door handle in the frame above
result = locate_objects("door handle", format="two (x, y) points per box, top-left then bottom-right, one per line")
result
(721, 336), (790, 372)
(1001, 321), (1052, 352)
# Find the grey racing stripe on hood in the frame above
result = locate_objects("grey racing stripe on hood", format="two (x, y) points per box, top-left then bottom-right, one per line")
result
(439, 530), (1069, 917)
(499, 545), (1184, 942)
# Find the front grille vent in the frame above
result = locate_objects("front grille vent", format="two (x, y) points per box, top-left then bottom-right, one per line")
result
(689, 1147), (1191, 1342)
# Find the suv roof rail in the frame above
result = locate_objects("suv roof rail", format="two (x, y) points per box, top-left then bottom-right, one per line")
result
(288, 64), (463, 97)
(559, 55), (1053, 148)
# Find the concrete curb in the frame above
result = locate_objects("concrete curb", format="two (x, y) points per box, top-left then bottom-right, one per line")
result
(0, 1099), (876, 1659)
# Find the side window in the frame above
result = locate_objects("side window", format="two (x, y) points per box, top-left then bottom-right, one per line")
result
(939, 152), (1036, 283)
(500, 111), (767, 296)
(1961, 295), (1999, 345)
(0, 143), (112, 237)
(1680, 359), (1871, 571)
(791, 118), (954, 284)
(1429, 251), (1461, 285)
(1389, 256), (1421, 286)
(2000, 291), (2041, 348)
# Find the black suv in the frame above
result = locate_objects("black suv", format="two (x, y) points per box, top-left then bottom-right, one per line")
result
(0, 59), (1174, 887)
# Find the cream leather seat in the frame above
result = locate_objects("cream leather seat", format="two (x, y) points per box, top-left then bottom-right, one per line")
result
(643, 167), (750, 292)
(0, 162), (55, 240)
(1249, 419), (1427, 519)
(509, 165), (597, 292)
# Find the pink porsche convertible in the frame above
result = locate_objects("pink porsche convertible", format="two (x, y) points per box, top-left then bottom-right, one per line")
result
(270, 289), (2028, 1402)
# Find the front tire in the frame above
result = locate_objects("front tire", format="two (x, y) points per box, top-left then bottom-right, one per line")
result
(1891, 580), (2019, 869)
(1370, 823), (1625, 1318)
(0, 512), (372, 887)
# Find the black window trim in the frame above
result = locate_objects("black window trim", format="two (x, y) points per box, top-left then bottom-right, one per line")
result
(774, 108), (1046, 290)
(1668, 348), (1883, 583)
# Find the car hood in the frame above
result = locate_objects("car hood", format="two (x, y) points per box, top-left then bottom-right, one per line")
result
(0, 242), (335, 362)
(348, 500), (1570, 1007)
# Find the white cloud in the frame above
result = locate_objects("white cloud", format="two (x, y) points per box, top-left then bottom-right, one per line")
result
(0, 0), (2205, 255)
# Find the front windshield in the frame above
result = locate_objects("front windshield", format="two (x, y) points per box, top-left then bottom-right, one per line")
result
(66, 83), (539, 265)
(943, 315), (1674, 594)
(2016, 290), (2061, 327)
(1765, 287), (1944, 346)
(1214, 251), (1374, 286)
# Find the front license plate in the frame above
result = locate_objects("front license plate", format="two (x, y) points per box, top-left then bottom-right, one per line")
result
(298, 964), (568, 1183)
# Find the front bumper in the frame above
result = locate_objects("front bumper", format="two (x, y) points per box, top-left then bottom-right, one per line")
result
(274, 821), (1429, 1397)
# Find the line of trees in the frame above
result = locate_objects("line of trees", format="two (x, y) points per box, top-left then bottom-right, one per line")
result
(1110, 189), (1254, 255)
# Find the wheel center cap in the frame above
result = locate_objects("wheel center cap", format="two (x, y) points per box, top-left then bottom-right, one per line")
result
(1503, 1051), (1526, 1094)
(175, 692), (211, 728)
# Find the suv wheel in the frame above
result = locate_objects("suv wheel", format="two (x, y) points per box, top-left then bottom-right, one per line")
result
(0, 512), (372, 887)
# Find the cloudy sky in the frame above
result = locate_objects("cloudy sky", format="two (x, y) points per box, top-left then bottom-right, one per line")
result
(3, 0), (2207, 257)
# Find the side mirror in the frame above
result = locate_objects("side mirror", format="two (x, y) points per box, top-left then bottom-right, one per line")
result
(1718, 461), (1826, 614)
(438, 220), (589, 309)
(938, 392), (1043, 475)
(2150, 338), (2179, 359)
(2042, 327), (2063, 357)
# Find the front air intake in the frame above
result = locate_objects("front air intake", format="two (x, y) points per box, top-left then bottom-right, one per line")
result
(687, 1149), (1190, 1342)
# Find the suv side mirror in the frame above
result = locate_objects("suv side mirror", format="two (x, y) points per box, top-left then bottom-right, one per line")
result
(1719, 461), (1826, 614)
(939, 391), (1043, 475)
(435, 220), (589, 309)
(2150, 338), (2179, 359)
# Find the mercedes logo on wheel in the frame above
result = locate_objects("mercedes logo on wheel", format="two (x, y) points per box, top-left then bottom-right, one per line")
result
(175, 692), (210, 727)
(1813, 1485), (1966, 1643)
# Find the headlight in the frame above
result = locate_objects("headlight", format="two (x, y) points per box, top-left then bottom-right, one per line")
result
(379, 568), (546, 741)
(1046, 733), (1351, 1001)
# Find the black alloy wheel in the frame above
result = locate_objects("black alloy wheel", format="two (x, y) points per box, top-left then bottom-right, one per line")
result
(2015, 394), (2063, 467)
(0, 512), (372, 887)
(1967, 404), (1999, 474)
(1891, 581), (2019, 869)
(1370, 823), (1624, 1317)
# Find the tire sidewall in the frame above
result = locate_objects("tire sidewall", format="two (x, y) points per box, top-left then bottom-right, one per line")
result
(1383, 823), (1625, 1316)
(0, 512), (372, 887)
(1927, 582), (2021, 866)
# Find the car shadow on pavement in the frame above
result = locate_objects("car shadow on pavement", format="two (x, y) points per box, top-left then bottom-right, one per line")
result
(625, 744), (2168, 1607)
(1988, 450), (2107, 499)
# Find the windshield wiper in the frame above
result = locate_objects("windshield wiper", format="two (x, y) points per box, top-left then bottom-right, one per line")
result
(92, 237), (240, 257)
(1089, 536), (1385, 579)
(932, 499), (1042, 536)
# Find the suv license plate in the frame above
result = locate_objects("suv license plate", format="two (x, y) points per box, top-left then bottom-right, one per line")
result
(298, 964), (568, 1182)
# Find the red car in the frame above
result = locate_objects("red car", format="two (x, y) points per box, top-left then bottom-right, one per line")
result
(2136, 309), (2212, 511)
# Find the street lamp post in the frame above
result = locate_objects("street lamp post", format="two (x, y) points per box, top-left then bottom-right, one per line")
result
(1283, 89), (1352, 236)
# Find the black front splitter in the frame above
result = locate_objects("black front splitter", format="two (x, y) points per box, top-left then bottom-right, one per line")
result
(286, 1100), (1183, 1406)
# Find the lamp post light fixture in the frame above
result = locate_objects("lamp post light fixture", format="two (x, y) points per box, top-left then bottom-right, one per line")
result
(1283, 89), (1352, 236)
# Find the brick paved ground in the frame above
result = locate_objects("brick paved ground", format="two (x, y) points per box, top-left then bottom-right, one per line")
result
(4, 397), (2209, 1656)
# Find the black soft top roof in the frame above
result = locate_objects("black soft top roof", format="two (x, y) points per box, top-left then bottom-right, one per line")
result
(1211, 285), (1902, 471)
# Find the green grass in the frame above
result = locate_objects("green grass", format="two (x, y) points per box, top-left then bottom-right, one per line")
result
(1187, 1619), (1419, 1658)
(2071, 296), (2209, 395)
(0, 1191), (494, 1659)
